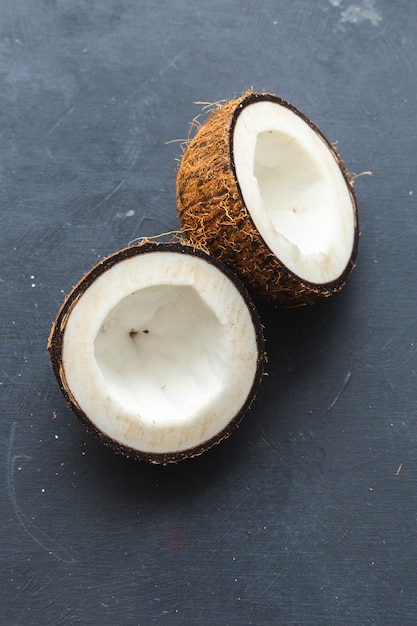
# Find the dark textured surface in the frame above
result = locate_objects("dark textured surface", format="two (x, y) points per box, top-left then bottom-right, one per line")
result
(1, 1), (416, 624)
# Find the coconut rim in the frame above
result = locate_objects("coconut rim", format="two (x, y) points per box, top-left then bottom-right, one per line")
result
(228, 91), (359, 294)
(47, 241), (266, 464)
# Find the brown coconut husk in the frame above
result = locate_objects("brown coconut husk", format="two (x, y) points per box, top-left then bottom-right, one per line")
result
(176, 91), (359, 305)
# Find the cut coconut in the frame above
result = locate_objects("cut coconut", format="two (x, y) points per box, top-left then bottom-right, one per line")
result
(176, 91), (359, 304)
(47, 241), (265, 463)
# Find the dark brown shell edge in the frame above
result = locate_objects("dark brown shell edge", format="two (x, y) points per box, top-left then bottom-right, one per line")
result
(176, 91), (359, 305)
(47, 240), (266, 465)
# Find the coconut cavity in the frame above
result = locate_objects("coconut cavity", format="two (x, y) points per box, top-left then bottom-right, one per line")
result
(48, 243), (264, 462)
(94, 285), (225, 422)
(233, 100), (355, 285)
(176, 91), (358, 303)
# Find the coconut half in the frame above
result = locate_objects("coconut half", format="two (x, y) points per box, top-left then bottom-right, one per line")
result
(47, 242), (265, 463)
(176, 91), (359, 304)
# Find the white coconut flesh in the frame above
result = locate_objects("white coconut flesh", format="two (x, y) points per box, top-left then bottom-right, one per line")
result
(233, 100), (355, 284)
(62, 251), (259, 455)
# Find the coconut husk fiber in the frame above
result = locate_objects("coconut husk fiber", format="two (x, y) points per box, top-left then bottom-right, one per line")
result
(176, 91), (359, 305)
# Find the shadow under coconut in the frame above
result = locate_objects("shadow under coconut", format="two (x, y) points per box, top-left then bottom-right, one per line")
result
(84, 425), (249, 506)
(254, 288), (357, 415)
(256, 297), (341, 366)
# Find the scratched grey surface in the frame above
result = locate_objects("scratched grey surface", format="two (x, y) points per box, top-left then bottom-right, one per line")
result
(1, 1), (416, 624)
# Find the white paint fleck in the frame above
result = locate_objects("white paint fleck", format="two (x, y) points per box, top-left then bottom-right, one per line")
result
(409, 190), (413, 196)
(329, 0), (342, 6)
(115, 209), (136, 219)
(341, 0), (382, 26)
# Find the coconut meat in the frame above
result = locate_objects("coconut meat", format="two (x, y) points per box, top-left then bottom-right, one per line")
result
(233, 100), (355, 284)
(62, 251), (258, 455)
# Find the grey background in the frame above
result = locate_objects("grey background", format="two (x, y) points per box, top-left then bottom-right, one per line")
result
(1, 1), (416, 624)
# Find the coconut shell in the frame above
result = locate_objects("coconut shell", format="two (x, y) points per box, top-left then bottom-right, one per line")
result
(176, 91), (359, 305)
(47, 240), (265, 464)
